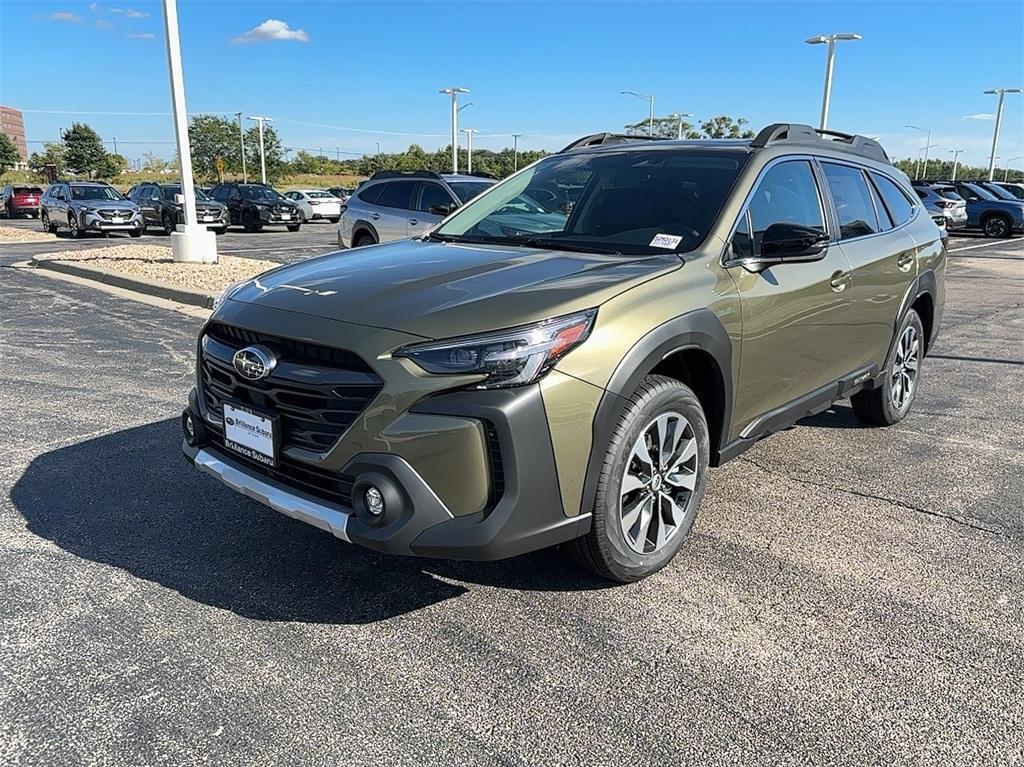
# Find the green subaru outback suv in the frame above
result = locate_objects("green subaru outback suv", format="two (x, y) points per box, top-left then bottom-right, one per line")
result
(182, 123), (945, 582)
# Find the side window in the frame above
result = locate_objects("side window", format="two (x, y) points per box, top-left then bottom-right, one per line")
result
(357, 183), (385, 204)
(376, 181), (418, 210)
(822, 163), (879, 239)
(914, 189), (928, 200)
(210, 187), (225, 202)
(418, 182), (454, 213)
(229, 187), (242, 202)
(871, 173), (915, 227)
(745, 160), (825, 254)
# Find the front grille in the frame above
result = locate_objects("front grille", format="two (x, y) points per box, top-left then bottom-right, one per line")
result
(98, 208), (133, 220)
(199, 323), (383, 504)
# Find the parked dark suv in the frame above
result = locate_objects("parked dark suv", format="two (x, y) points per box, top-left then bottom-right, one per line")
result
(183, 124), (944, 582)
(208, 182), (301, 232)
(127, 182), (228, 235)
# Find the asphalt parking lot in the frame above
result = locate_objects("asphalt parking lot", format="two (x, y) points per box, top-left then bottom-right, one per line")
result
(0, 213), (341, 263)
(1, 233), (1022, 765)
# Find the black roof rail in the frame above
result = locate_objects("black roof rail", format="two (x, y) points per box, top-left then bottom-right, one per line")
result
(750, 122), (891, 164)
(450, 170), (498, 180)
(369, 169), (444, 181)
(559, 133), (666, 153)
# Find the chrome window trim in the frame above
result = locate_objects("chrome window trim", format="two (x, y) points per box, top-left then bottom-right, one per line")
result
(818, 157), (923, 245)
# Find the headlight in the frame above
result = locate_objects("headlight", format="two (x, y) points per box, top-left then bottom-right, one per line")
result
(212, 279), (246, 312)
(395, 309), (596, 389)
(83, 206), (98, 214)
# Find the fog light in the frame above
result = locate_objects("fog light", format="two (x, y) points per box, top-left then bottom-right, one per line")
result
(364, 486), (385, 516)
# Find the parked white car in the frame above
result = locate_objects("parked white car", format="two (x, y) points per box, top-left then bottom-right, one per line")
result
(284, 189), (343, 223)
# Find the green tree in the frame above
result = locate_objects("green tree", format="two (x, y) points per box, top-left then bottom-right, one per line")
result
(0, 133), (20, 172)
(94, 152), (128, 179)
(29, 142), (66, 175)
(188, 114), (239, 181)
(698, 116), (755, 139)
(62, 122), (110, 176)
(624, 116), (700, 139)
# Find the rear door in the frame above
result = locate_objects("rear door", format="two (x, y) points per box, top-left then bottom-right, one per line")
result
(373, 181), (420, 241)
(821, 162), (918, 372)
(727, 158), (855, 434)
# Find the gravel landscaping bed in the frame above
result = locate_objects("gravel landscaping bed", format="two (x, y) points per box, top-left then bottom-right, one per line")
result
(0, 224), (56, 242)
(34, 244), (282, 293)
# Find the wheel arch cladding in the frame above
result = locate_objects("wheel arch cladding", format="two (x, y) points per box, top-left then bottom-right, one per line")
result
(578, 308), (733, 516)
(895, 270), (937, 355)
(353, 221), (379, 242)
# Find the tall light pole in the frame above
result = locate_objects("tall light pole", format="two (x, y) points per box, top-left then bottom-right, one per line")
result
(907, 125), (933, 179)
(235, 111), (246, 183)
(983, 88), (1022, 181)
(461, 128), (478, 174)
(949, 149), (964, 181)
(512, 133), (522, 171)
(246, 115), (272, 184)
(805, 33), (862, 130)
(1005, 156), (1023, 182)
(440, 86), (469, 174)
(621, 91), (655, 136)
(160, 0), (215, 262)
(669, 112), (694, 139)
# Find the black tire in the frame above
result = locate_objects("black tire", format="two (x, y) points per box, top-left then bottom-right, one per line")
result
(353, 232), (377, 247)
(982, 214), (1011, 238)
(1, 203), (8, 218)
(68, 212), (84, 239)
(286, 224), (301, 232)
(129, 225), (142, 238)
(851, 309), (924, 426)
(41, 210), (57, 233)
(31, 210), (39, 219)
(242, 208), (262, 233)
(162, 212), (175, 236)
(213, 226), (227, 235)
(328, 216), (340, 224)
(565, 375), (710, 583)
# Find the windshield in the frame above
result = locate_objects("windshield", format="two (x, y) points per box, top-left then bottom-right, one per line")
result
(963, 183), (997, 201)
(70, 185), (123, 201)
(240, 185), (284, 201)
(306, 190), (334, 199)
(448, 181), (495, 204)
(934, 186), (963, 201)
(434, 149), (748, 255)
(982, 183), (1017, 201)
(161, 185), (211, 201)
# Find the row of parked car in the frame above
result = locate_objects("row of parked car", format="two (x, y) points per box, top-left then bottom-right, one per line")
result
(912, 179), (1024, 238)
(4, 179), (354, 237)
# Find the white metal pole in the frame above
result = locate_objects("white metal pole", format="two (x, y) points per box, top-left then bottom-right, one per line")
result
(451, 93), (458, 174)
(921, 129), (932, 179)
(512, 133), (521, 171)
(820, 38), (836, 130)
(258, 120), (266, 183)
(648, 95), (655, 137)
(161, 0), (197, 230)
(988, 90), (1007, 181)
(468, 130), (473, 174)
(950, 149), (962, 181)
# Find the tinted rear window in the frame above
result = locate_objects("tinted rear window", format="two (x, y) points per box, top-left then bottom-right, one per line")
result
(448, 181), (494, 203)
(871, 173), (915, 227)
(14, 187), (43, 195)
(375, 181), (419, 210)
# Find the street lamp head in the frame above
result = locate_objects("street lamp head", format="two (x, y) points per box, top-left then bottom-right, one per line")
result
(804, 36), (828, 45)
(440, 87), (469, 95)
(834, 33), (862, 41)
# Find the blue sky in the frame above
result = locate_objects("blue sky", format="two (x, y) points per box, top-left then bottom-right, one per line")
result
(2, 0), (1022, 170)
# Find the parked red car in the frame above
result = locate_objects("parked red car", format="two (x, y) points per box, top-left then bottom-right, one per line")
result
(1, 185), (44, 218)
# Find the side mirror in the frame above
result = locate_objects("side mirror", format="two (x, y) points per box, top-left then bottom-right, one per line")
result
(760, 222), (829, 261)
(428, 202), (457, 216)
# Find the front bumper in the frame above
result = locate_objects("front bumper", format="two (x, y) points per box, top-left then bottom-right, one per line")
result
(182, 349), (589, 560)
(83, 211), (143, 231)
(258, 208), (299, 224)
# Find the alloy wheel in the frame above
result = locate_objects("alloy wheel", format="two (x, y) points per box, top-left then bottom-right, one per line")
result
(619, 411), (699, 554)
(891, 324), (920, 411)
(985, 217), (1008, 238)
(68, 214), (78, 236)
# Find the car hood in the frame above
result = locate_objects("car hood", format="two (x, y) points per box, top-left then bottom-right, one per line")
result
(71, 199), (136, 209)
(226, 239), (681, 339)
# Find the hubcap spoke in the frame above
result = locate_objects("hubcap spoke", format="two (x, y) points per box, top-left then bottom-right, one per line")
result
(665, 469), (697, 491)
(620, 473), (645, 498)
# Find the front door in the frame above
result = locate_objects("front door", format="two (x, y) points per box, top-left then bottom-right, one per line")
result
(727, 159), (854, 436)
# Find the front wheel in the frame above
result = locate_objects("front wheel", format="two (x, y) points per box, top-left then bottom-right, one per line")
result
(566, 375), (710, 583)
(851, 309), (924, 426)
(68, 212), (84, 239)
(41, 210), (57, 233)
(162, 212), (175, 236)
(286, 223), (301, 232)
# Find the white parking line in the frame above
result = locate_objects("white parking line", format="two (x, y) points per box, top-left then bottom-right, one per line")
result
(949, 238), (1024, 253)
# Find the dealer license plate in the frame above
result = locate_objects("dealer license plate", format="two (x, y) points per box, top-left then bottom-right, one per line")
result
(111, 216), (124, 224)
(223, 402), (277, 467)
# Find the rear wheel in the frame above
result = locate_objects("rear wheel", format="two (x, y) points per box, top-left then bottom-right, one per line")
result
(566, 375), (709, 582)
(353, 232), (377, 247)
(41, 210), (56, 233)
(851, 309), (924, 426)
(68, 212), (84, 239)
(982, 214), (1011, 238)
(328, 216), (340, 224)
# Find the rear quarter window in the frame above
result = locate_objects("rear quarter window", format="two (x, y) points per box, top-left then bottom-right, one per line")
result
(870, 173), (915, 227)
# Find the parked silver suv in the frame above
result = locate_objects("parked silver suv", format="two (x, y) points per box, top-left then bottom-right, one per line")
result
(40, 181), (143, 238)
(337, 170), (494, 248)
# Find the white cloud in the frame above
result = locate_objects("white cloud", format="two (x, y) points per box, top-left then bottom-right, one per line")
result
(96, 19), (111, 28)
(963, 113), (996, 121)
(89, 2), (99, 12)
(48, 11), (82, 23)
(111, 7), (150, 18)
(128, 32), (155, 39)
(231, 19), (310, 45)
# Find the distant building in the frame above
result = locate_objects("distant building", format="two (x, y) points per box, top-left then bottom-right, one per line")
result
(0, 106), (29, 168)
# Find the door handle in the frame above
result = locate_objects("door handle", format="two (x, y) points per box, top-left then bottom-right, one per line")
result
(897, 252), (915, 271)
(830, 270), (851, 291)
(370, 213), (380, 220)
(408, 219), (419, 226)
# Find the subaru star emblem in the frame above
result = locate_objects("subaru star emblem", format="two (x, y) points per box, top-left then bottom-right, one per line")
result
(232, 345), (276, 381)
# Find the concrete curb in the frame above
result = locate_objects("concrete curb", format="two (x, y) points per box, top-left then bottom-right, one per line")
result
(30, 257), (216, 309)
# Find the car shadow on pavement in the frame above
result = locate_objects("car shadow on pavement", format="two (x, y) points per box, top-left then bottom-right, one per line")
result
(797, 403), (870, 429)
(10, 419), (608, 625)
